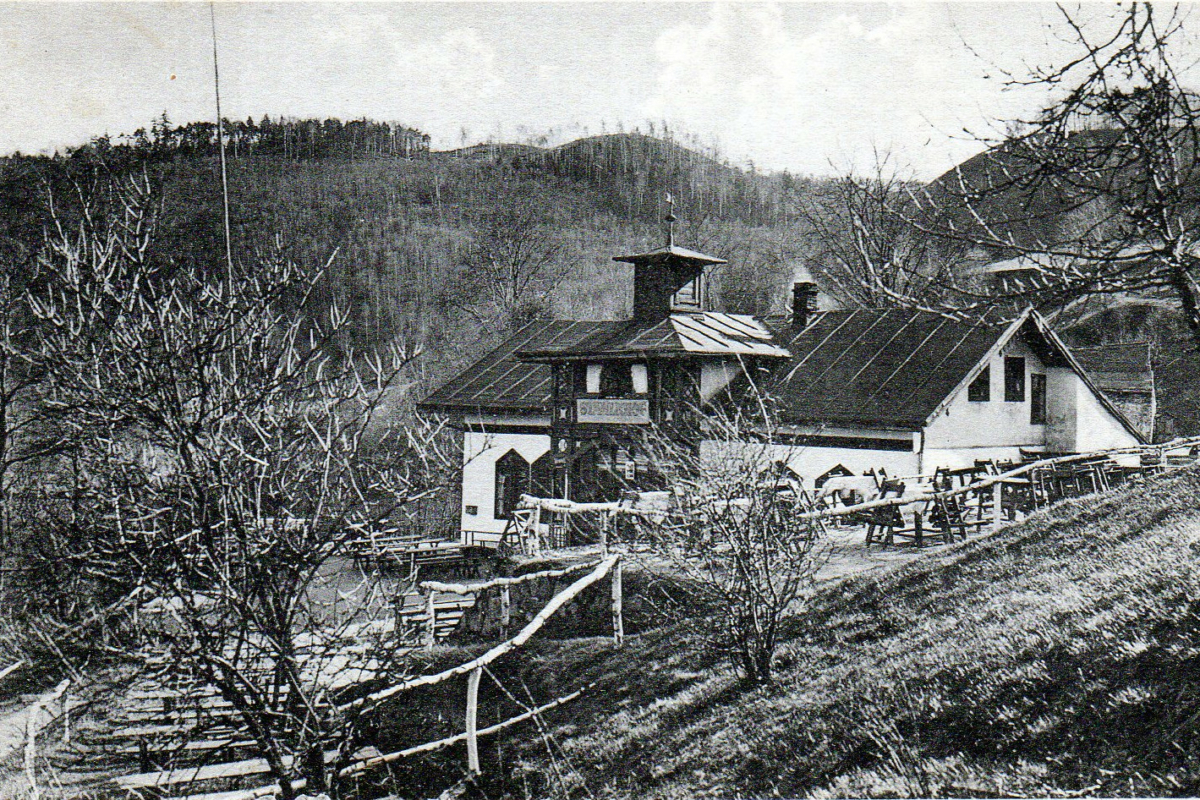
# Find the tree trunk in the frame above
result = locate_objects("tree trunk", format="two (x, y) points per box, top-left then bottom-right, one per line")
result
(1170, 260), (1200, 353)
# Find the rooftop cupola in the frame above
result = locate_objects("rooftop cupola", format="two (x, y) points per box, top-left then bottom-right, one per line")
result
(613, 194), (726, 323)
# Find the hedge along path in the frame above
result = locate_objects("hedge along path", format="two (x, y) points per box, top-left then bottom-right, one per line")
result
(793, 435), (1200, 525)
(337, 553), (621, 714)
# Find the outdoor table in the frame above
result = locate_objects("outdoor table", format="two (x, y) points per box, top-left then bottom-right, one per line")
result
(989, 475), (1032, 531)
(897, 490), (933, 545)
(817, 476), (880, 504)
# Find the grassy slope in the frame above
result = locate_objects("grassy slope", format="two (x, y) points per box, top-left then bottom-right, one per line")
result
(496, 468), (1200, 798)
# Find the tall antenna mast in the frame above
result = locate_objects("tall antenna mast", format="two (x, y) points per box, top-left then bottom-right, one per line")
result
(210, 2), (234, 283)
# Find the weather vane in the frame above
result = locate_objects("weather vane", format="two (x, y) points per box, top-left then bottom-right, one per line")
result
(665, 192), (676, 247)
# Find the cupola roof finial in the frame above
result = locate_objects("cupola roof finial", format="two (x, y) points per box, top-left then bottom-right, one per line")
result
(664, 192), (676, 248)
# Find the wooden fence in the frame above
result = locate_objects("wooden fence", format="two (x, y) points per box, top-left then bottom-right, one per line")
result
(417, 559), (612, 648)
(120, 555), (623, 800)
(792, 435), (1200, 529)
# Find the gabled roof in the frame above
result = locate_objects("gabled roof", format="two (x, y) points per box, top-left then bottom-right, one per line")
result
(756, 308), (1144, 441)
(417, 320), (615, 414)
(519, 312), (790, 361)
(1072, 342), (1155, 393)
(612, 244), (727, 266)
(420, 307), (1146, 443)
(759, 309), (1004, 430)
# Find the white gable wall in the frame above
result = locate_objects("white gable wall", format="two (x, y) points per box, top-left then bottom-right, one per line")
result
(1046, 367), (1079, 451)
(1045, 368), (1140, 452)
(460, 427), (551, 544)
(924, 337), (1046, 450)
(700, 439), (920, 488)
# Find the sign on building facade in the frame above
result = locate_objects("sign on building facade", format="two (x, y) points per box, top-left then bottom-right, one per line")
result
(576, 398), (651, 424)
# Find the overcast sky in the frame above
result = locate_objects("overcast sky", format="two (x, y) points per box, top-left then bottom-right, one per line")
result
(0, 2), (1182, 179)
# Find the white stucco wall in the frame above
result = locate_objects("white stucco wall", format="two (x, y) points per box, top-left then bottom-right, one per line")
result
(1045, 367), (1140, 453)
(699, 360), (743, 401)
(460, 429), (550, 543)
(920, 446), (1030, 472)
(924, 337), (1047, 450)
(1045, 367), (1079, 452)
(700, 439), (920, 488)
(1074, 376), (1141, 452)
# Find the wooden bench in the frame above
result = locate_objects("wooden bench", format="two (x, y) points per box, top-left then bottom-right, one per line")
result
(396, 593), (474, 642)
(347, 531), (466, 572)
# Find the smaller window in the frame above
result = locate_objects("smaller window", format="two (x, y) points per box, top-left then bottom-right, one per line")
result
(585, 364), (602, 394)
(1030, 373), (1047, 425)
(968, 366), (990, 402)
(1004, 356), (1026, 402)
(631, 363), (649, 394)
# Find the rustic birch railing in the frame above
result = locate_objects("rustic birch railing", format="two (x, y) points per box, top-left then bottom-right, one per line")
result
(338, 553), (621, 778)
(343, 554), (622, 713)
(417, 558), (621, 650)
(121, 555), (623, 800)
(505, 492), (672, 556)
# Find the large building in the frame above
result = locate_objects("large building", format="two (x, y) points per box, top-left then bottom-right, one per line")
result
(420, 239), (1144, 545)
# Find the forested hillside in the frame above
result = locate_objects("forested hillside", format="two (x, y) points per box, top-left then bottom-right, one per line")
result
(3, 116), (1195, 435)
(0, 120), (822, 401)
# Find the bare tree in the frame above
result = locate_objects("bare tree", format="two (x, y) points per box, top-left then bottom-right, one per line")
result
(28, 174), (453, 798)
(448, 180), (570, 330)
(638, 397), (825, 684)
(799, 155), (969, 311)
(0, 267), (68, 549)
(911, 3), (1200, 345)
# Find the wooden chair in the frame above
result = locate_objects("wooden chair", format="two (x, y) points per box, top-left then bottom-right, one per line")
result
(863, 467), (889, 489)
(932, 466), (952, 492)
(864, 481), (906, 546)
(1019, 448), (1044, 464)
(1029, 465), (1055, 509)
(928, 492), (983, 542)
(974, 458), (998, 476)
(1102, 459), (1132, 488)
(1140, 450), (1164, 476)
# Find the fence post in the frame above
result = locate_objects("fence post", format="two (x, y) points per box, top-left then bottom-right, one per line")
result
(611, 556), (624, 648)
(531, 505), (543, 556)
(500, 585), (511, 631)
(600, 511), (609, 554)
(425, 591), (437, 651)
(991, 482), (1004, 534)
(466, 667), (482, 775)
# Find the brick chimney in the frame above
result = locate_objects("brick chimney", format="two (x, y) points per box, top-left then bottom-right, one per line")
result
(792, 282), (818, 328)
